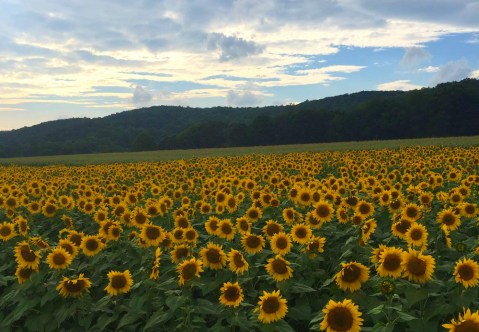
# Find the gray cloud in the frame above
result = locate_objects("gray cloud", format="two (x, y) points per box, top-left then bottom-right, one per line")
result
(430, 59), (472, 85)
(226, 82), (265, 106)
(132, 85), (153, 107)
(207, 33), (264, 61)
(400, 47), (431, 68)
(356, 0), (479, 27)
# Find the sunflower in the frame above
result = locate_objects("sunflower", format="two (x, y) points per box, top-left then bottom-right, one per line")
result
(405, 223), (428, 249)
(265, 255), (293, 282)
(14, 241), (41, 269)
(460, 202), (478, 218)
(57, 274), (92, 298)
(335, 261), (370, 292)
(262, 220), (284, 239)
(58, 239), (79, 258)
(245, 206), (262, 222)
(236, 217), (251, 235)
(183, 227), (198, 244)
(0, 222), (16, 241)
(47, 247), (73, 270)
(170, 244), (191, 264)
(150, 248), (161, 280)
(228, 249), (249, 275)
(205, 216), (220, 235)
(15, 265), (39, 284)
(288, 223), (311, 245)
(355, 200), (374, 218)
(320, 298), (363, 332)
(16, 217), (29, 236)
(42, 201), (58, 218)
(401, 203), (421, 222)
(360, 219), (377, 242)
(370, 244), (388, 264)
(282, 207), (301, 224)
(443, 308), (479, 332)
(270, 232), (292, 256)
(219, 281), (244, 308)
(303, 236), (326, 258)
(453, 258), (479, 288)
(80, 235), (105, 257)
(437, 208), (461, 230)
(105, 270), (133, 296)
(241, 233), (265, 254)
(256, 290), (288, 324)
(313, 200), (335, 223)
(177, 257), (203, 286)
(200, 242), (227, 270)
(67, 230), (84, 247)
(391, 218), (412, 240)
(140, 224), (165, 247)
(401, 249), (435, 284)
(376, 247), (404, 278)
(217, 219), (236, 240)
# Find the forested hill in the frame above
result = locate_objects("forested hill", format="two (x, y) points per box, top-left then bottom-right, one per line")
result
(1, 79), (478, 157)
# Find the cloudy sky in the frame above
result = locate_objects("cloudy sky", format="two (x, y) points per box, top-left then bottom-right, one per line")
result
(1, 0), (479, 130)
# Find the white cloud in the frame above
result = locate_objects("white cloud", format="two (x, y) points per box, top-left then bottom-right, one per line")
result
(377, 80), (423, 91)
(132, 85), (153, 107)
(470, 70), (479, 78)
(418, 66), (440, 73)
(430, 59), (472, 85)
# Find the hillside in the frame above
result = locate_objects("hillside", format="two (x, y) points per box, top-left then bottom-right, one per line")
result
(0, 79), (478, 157)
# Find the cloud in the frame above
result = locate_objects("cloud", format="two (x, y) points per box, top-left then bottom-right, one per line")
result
(418, 66), (440, 73)
(207, 33), (264, 61)
(132, 85), (153, 107)
(470, 70), (479, 78)
(377, 80), (422, 91)
(226, 82), (266, 106)
(430, 59), (472, 85)
(400, 47), (431, 68)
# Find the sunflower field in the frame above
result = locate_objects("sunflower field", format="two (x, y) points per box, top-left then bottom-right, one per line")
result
(1, 145), (479, 331)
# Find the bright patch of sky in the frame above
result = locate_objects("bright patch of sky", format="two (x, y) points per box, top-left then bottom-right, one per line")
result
(1, 0), (478, 130)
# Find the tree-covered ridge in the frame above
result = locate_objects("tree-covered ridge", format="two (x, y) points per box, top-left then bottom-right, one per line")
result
(0, 79), (478, 157)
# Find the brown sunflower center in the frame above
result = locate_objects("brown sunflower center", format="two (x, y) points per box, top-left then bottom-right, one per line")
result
(248, 210), (259, 219)
(316, 205), (330, 218)
(53, 252), (66, 265)
(272, 259), (288, 274)
(390, 200), (401, 210)
(206, 249), (221, 263)
(458, 264), (475, 281)
(395, 220), (411, 234)
(135, 213), (147, 225)
(246, 236), (261, 248)
(327, 307), (354, 332)
(295, 227), (307, 238)
(266, 224), (280, 236)
(111, 228), (121, 238)
(262, 297), (280, 314)
(410, 229), (423, 241)
(233, 253), (245, 267)
(21, 246), (37, 262)
(239, 221), (249, 231)
(358, 203), (371, 215)
(175, 247), (189, 260)
(221, 223), (232, 235)
(60, 243), (74, 255)
(182, 263), (197, 280)
(383, 254), (401, 271)
(442, 213), (456, 226)
(19, 267), (35, 279)
(63, 279), (86, 293)
(111, 275), (127, 289)
(145, 226), (160, 240)
(85, 238), (99, 251)
(0, 226), (12, 236)
(224, 286), (240, 301)
(177, 218), (189, 228)
(45, 205), (56, 214)
(455, 320), (479, 332)
(70, 234), (82, 246)
(308, 241), (320, 252)
(406, 207), (418, 218)
(275, 237), (288, 250)
(407, 256), (427, 276)
(185, 230), (196, 240)
(342, 265), (361, 283)
(464, 205), (475, 214)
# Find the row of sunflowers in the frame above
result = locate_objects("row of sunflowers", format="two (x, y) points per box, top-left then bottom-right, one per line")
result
(1, 145), (478, 331)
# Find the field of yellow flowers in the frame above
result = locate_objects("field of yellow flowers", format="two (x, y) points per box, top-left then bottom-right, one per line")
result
(1, 145), (479, 331)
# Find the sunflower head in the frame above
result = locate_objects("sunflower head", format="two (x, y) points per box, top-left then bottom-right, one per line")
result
(219, 281), (244, 308)
(47, 247), (73, 270)
(320, 298), (363, 332)
(256, 290), (288, 324)
(335, 261), (370, 292)
(57, 274), (92, 298)
(228, 249), (249, 275)
(200, 242), (227, 270)
(453, 258), (479, 288)
(104, 270), (133, 296)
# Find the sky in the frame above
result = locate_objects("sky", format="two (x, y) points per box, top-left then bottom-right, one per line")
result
(1, 0), (479, 131)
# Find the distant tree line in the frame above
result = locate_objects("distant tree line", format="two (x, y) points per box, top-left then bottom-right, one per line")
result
(0, 79), (478, 157)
